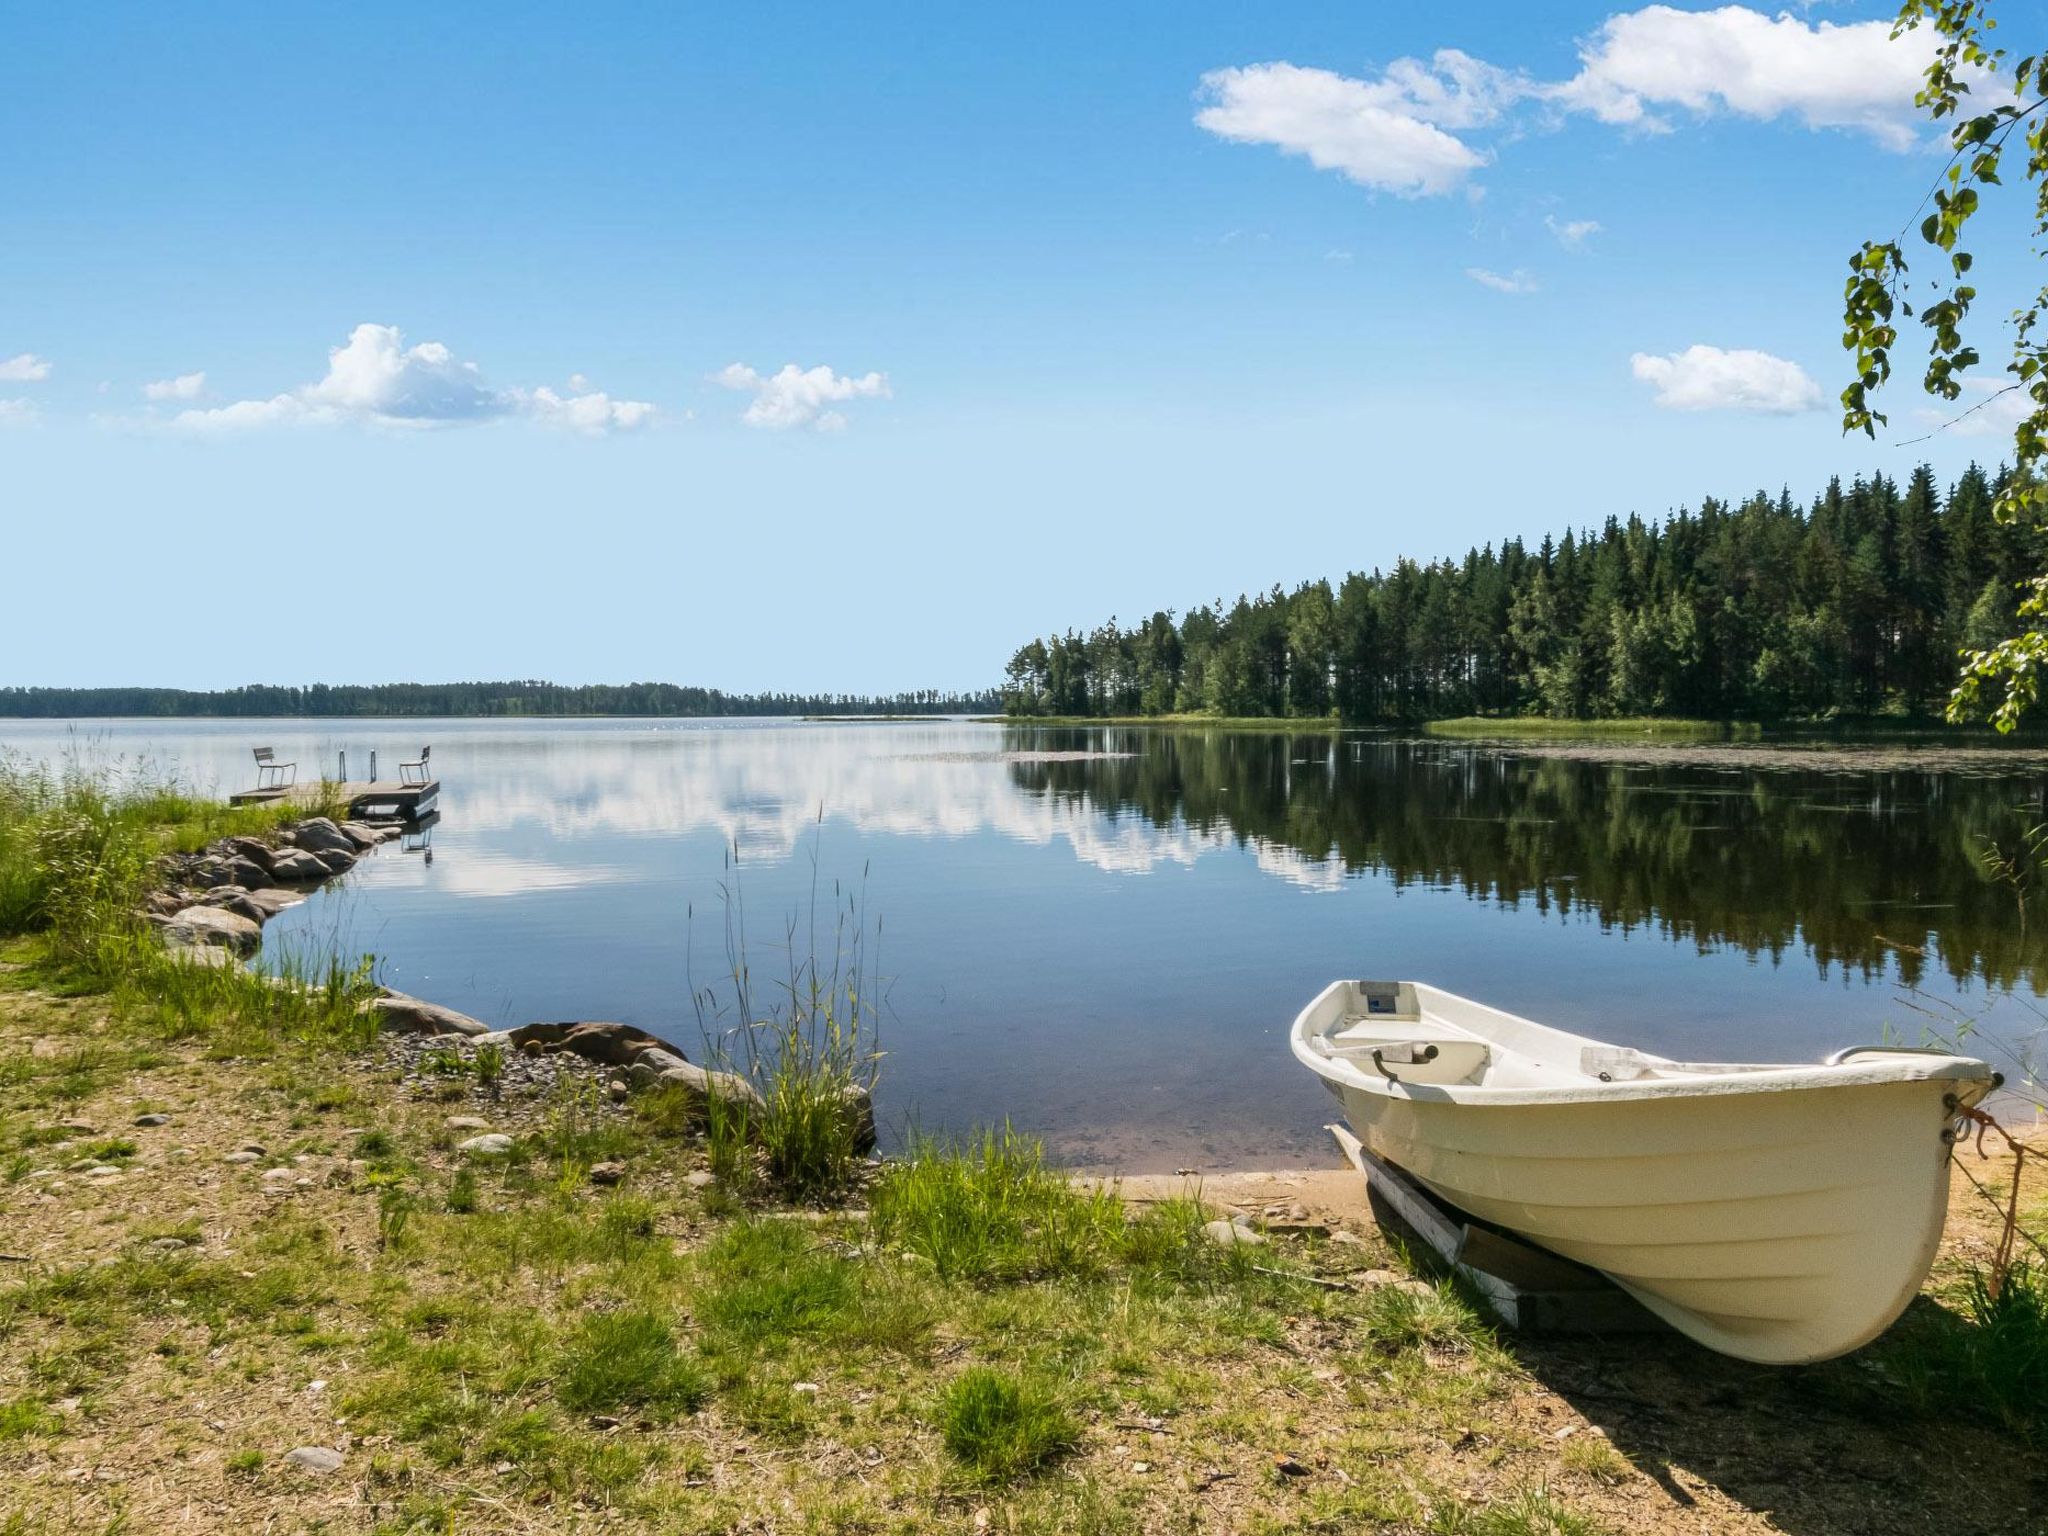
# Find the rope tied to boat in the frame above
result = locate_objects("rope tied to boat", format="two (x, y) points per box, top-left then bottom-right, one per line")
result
(1947, 1103), (2043, 1296)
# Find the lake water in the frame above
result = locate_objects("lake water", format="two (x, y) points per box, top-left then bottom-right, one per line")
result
(5, 717), (2046, 1169)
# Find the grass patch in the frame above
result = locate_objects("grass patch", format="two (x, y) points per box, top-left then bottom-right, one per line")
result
(938, 1366), (1079, 1482)
(555, 1309), (709, 1420)
(868, 1127), (1131, 1283)
(696, 1220), (858, 1348)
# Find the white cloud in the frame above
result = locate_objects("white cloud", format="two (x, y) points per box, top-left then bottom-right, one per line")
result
(1630, 344), (1823, 413)
(717, 362), (891, 432)
(1196, 8), (1949, 199)
(0, 398), (38, 425)
(1545, 215), (1601, 249)
(521, 386), (658, 436)
(1324, 248), (1355, 263)
(1555, 6), (1936, 149)
(0, 353), (51, 382)
(173, 323), (653, 435)
(1467, 266), (1538, 294)
(568, 372), (591, 392)
(142, 371), (205, 401)
(1195, 56), (1513, 198)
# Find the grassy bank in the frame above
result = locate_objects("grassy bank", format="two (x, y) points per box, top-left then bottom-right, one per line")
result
(1422, 717), (1760, 742)
(2, 767), (2046, 1533)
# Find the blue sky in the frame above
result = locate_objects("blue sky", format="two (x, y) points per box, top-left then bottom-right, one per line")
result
(0, 2), (2030, 694)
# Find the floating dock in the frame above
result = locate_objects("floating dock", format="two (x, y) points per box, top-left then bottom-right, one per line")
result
(229, 779), (439, 821)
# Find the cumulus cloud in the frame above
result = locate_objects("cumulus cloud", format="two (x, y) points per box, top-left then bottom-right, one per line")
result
(717, 362), (891, 432)
(1195, 57), (1511, 197)
(1630, 345), (1822, 413)
(1467, 266), (1538, 294)
(1555, 5), (1935, 148)
(142, 371), (205, 401)
(1545, 215), (1601, 248)
(0, 353), (51, 382)
(0, 399), (38, 425)
(1196, 7), (1947, 199)
(173, 323), (654, 435)
(521, 386), (658, 436)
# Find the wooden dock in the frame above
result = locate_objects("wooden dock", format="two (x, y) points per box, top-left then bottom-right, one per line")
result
(229, 779), (439, 821)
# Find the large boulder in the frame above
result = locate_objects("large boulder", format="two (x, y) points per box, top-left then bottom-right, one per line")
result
(501, 1021), (673, 1066)
(223, 855), (272, 890)
(185, 857), (237, 890)
(365, 991), (490, 1037)
(243, 887), (306, 919)
(839, 1083), (878, 1154)
(338, 821), (386, 850)
(199, 886), (268, 925)
(163, 906), (262, 958)
(286, 818), (357, 856)
(221, 835), (275, 871)
(268, 848), (330, 883)
(308, 846), (358, 876)
(656, 1060), (765, 1114)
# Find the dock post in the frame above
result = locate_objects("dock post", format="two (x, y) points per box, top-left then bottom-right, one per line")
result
(339, 750), (346, 782)
(370, 750), (377, 780)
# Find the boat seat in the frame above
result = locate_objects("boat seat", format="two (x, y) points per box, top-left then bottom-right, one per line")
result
(1320, 1018), (1490, 1085)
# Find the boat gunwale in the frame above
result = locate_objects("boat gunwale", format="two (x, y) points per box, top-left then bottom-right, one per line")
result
(1291, 979), (1994, 1108)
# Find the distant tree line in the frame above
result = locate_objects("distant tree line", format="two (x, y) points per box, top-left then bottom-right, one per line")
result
(0, 681), (998, 719)
(1003, 464), (2042, 722)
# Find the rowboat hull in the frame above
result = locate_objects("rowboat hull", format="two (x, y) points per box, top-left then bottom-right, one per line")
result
(1294, 981), (1992, 1364)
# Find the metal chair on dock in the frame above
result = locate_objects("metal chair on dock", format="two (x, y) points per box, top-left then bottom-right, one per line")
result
(252, 746), (297, 789)
(399, 745), (432, 786)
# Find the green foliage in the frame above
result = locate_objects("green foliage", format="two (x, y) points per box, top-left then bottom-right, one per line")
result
(937, 1367), (1080, 1483)
(1359, 1277), (1493, 1357)
(695, 1220), (858, 1348)
(0, 1398), (60, 1441)
(1003, 465), (2031, 724)
(377, 1185), (418, 1252)
(1841, 3), (2048, 729)
(868, 1127), (1132, 1283)
(445, 1167), (479, 1214)
(1961, 1259), (2048, 1442)
(554, 1309), (708, 1419)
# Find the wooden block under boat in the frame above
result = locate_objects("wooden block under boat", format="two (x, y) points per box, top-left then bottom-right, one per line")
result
(1326, 1123), (1663, 1337)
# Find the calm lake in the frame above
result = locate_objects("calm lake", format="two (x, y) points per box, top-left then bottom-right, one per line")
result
(5, 717), (2046, 1169)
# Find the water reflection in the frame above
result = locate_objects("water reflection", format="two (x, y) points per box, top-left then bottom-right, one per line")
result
(2, 717), (2043, 1167)
(1004, 728), (2048, 993)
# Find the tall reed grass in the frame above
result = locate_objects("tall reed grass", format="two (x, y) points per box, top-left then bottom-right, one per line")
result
(688, 827), (884, 1201)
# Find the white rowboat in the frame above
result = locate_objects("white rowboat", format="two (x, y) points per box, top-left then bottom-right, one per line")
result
(1291, 980), (1997, 1363)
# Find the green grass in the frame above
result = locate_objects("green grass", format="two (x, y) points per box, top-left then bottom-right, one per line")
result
(1873, 1257), (2048, 1445)
(1423, 716), (1758, 741)
(937, 1366), (1080, 1482)
(695, 1221), (858, 1347)
(868, 1127), (1134, 1282)
(1429, 1486), (1610, 1535)
(555, 1309), (709, 1420)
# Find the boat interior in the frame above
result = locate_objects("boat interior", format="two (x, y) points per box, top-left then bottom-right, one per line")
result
(1303, 980), (1821, 1091)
